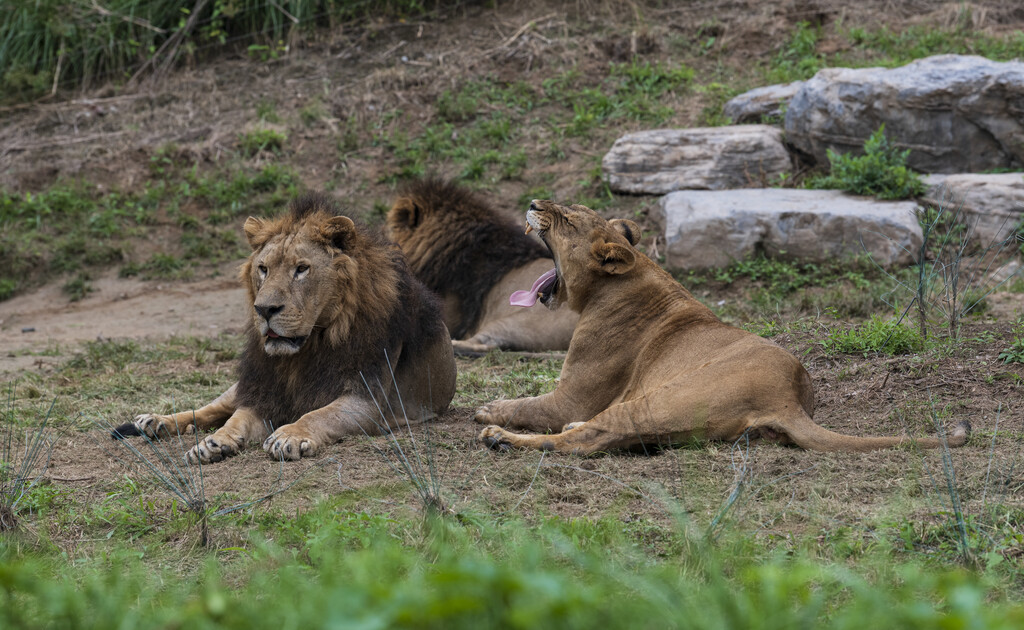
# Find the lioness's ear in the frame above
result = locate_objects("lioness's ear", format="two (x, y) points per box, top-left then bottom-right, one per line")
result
(243, 216), (270, 250)
(388, 198), (420, 229)
(608, 219), (641, 246)
(591, 239), (636, 275)
(321, 215), (356, 251)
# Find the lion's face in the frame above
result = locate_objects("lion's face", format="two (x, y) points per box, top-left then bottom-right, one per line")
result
(523, 200), (641, 311)
(242, 213), (357, 356)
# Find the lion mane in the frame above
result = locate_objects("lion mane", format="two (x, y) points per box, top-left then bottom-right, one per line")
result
(388, 178), (548, 339)
(387, 178), (577, 353)
(235, 192), (446, 426)
(118, 192), (456, 463)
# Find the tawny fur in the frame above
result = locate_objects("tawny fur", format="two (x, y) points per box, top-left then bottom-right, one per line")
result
(118, 193), (456, 464)
(475, 200), (970, 455)
(386, 177), (578, 353)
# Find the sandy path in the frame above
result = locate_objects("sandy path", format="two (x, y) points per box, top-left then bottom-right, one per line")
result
(0, 263), (247, 372)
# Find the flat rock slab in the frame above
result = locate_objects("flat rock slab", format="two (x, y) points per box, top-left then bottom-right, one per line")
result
(722, 81), (804, 124)
(922, 173), (1024, 245)
(602, 125), (791, 194)
(659, 189), (923, 270)
(785, 55), (1024, 174)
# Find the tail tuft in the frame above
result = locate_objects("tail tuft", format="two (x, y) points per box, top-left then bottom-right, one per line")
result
(948, 420), (971, 446)
(110, 422), (141, 440)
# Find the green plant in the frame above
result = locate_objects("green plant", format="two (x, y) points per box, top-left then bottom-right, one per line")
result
(1, 392), (55, 532)
(822, 315), (923, 356)
(873, 201), (1022, 340)
(238, 129), (287, 156)
(766, 21), (824, 83)
(256, 100), (281, 123)
(806, 126), (925, 199)
(0, 279), (16, 301)
(299, 98), (326, 126)
(62, 273), (93, 302)
(998, 319), (1024, 364)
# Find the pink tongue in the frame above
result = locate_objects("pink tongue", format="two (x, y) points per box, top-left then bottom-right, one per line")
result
(509, 268), (556, 307)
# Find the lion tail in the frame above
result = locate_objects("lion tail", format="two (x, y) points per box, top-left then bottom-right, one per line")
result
(777, 413), (970, 452)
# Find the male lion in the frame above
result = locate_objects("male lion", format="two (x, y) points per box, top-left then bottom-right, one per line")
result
(475, 200), (970, 454)
(116, 193), (456, 463)
(386, 178), (577, 353)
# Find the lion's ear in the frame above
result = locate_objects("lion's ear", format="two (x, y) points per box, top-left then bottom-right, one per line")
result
(590, 238), (635, 275)
(388, 198), (420, 230)
(243, 217), (270, 250)
(321, 215), (356, 251)
(608, 219), (641, 246)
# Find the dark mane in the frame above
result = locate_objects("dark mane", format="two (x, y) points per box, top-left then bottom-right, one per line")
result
(398, 177), (549, 339)
(235, 213), (445, 427)
(289, 191), (346, 219)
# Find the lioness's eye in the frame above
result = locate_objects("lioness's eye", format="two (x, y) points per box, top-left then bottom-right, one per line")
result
(257, 265), (268, 275)
(295, 264), (309, 276)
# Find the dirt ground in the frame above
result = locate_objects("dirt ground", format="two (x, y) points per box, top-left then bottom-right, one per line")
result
(4, 0), (1024, 549)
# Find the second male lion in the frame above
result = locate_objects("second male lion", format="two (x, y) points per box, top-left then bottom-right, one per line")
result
(475, 200), (970, 454)
(116, 193), (456, 463)
(387, 178), (578, 353)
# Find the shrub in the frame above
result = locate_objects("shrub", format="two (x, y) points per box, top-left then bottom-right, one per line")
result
(806, 126), (925, 200)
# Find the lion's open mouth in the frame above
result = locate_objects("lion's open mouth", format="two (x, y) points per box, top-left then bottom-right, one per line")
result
(509, 268), (559, 307)
(265, 330), (307, 352)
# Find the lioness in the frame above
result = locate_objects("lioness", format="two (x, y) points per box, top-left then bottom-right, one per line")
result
(387, 178), (577, 353)
(115, 193), (456, 463)
(476, 200), (970, 454)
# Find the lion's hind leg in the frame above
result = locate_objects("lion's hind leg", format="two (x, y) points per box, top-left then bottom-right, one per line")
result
(479, 396), (675, 455)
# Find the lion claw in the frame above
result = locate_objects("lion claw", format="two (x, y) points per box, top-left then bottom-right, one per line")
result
(263, 428), (316, 461)
(186, 434), (241, 465)
(480, 426), (512, 452)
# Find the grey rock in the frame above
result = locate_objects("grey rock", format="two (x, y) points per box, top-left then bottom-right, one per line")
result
(922, 173), (1024, 244)
(722, 81), (804, 124)
(602, 125), (791, 194)
(659, 189), (922, 270)
(785, 55), (1024, 174)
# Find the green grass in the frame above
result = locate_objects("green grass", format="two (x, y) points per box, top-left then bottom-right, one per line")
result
(0, 1), (459, 102)
(0, 162), (298, 301)
(238, 129), (287, 156)
(377, 62), (692, 183)
(822, 315), (924, 356)
(2, 502), (1024, 628)
(761, 20), (1024, 86)
(681, 254), (910, 322)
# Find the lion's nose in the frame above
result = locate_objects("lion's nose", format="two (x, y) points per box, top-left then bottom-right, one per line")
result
(254, 304), (283, 321)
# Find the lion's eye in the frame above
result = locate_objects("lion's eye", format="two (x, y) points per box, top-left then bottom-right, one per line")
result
(257, 265), (268, 276)
(295, 264), (309, 277)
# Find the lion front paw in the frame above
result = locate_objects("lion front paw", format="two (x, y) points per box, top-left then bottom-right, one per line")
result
(262, 424), (319, 461)
(479, 426), (513, 452)
(561, 421), (585, 432)
(186, 433), (242, 464)
(134, 413), (194, 439)
(473, 400), (517, 426)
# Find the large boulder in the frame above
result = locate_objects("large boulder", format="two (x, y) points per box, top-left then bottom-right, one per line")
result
(922, 173), (1024, 244)
(658, 189), (922, 270)
(602, 125), (791, 194)
(785, 55), (1024, 174)
(722, 81), (804, 124)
